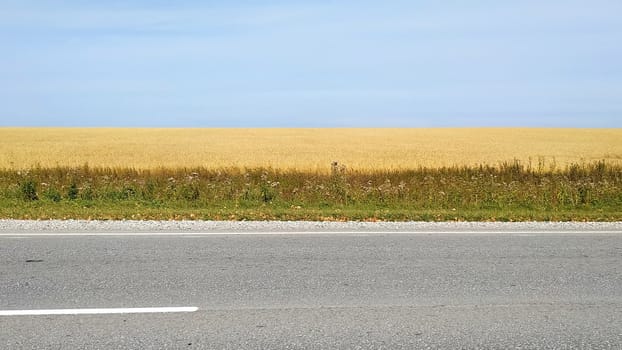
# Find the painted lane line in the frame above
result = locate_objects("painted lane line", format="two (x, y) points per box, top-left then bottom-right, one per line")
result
(0, 230), (620, 237)
(0, 306), (198, 316)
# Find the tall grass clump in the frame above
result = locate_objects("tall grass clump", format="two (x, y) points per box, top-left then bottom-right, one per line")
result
(19, 179), (38, 201)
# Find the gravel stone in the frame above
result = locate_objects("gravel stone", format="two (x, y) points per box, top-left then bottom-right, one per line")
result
(0, 219), (621, 233)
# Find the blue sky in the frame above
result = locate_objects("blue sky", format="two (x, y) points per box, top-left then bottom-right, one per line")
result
(1, 0), (621, 127)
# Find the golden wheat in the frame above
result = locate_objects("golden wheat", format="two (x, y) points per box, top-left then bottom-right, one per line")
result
(1, 128), (620, 170)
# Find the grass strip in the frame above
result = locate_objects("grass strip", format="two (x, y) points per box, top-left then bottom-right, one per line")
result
(1, 161), (621, 221)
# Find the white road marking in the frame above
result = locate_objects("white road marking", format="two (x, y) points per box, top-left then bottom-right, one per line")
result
(0, 231), (620, 237)
(0, 306), (198, 316)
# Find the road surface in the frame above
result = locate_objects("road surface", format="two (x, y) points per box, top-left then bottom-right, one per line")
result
(1, 222), (621, 349)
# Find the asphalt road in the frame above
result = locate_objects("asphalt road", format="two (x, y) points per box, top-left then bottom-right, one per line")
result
(1, 225), (621, 349)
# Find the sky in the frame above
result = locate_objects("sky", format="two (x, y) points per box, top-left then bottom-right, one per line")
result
(0, 0), (621, 127)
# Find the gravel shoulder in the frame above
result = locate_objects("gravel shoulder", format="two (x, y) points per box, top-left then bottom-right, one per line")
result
(1, 219), (621, 233)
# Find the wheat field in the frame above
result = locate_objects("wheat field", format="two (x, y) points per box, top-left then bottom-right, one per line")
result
(1, 128), (621, 170)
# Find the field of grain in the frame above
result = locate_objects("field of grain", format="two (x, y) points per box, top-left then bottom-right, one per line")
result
(1, 128), (621, 170)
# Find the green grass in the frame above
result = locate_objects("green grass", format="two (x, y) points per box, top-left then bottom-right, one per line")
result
(1, 161), (621, 221)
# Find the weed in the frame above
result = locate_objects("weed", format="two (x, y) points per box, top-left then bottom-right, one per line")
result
(67, 183), (79, 200)
(19, 180), (38, 201)
(80, 184), (95, 200)
(179, 184), (200, 201)
(43, 187), (62, 202)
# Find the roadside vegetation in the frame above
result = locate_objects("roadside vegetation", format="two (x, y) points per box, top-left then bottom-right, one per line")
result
(1, 161), (620, 221)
